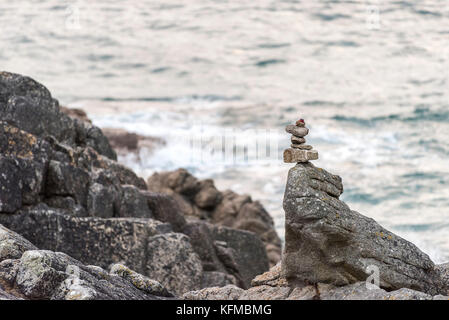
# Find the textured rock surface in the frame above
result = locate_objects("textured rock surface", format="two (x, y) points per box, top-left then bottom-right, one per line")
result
(145, 232), (203, 295)
(0, 72), (116, 160)
(0, 224), (173, 300)
(183, 285), (244, 300)
(0, 224), (37, 261)
(0, 208), (206, 295)
(110, 263), (173, 297)
(184, 267), (449, 300)
(282, 162), (445, 295)
(147, 169), (281, 267)
(0, 208), (162, 272)
(319, 282), (435, 300)
(283, 148), (318, 163)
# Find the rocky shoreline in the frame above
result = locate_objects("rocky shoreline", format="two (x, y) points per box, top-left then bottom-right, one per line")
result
(0, 72), (448, 300)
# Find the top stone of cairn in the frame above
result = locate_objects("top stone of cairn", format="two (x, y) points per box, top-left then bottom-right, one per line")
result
(283, 118), (318, 163)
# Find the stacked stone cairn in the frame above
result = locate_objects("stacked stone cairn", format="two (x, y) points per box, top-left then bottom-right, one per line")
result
(283, 118), (319, 163)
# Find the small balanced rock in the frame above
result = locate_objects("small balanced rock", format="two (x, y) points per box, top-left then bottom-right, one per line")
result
(283, 118), (318, 163)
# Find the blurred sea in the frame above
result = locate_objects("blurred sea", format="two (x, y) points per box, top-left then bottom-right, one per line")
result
(1, 1), (449, 262)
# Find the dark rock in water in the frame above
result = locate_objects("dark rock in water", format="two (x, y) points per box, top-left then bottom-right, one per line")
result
(147, 169), (281, 268)
(101, 128), (166, 154)
(0, 72), (116, 160)
(282, 162), (446, 295)
(60, 106), (91, 123)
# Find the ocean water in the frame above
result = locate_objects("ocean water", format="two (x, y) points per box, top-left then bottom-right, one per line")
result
(1, 1), (449, 262)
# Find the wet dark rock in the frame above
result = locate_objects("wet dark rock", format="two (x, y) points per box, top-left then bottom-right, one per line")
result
(101, 127), (166, 155)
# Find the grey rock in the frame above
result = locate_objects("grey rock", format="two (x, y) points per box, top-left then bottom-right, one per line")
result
(45, 196), (88, 217)
(0, 282), (22, 300)
(285, 125), (309, 137)
(239, 285), (291, 300)
(320, 282), (433, 300)
(0, 259), (20, 285)
(0, 208), (167, 275)
(287, 286), (318, 300)
(0, 122), (50, 207)
(144, 192), (187, 232)
(87, 183), (115, 218)
(46, 160), (90, 207)
(183, 285), (244, 300)
(436, 263), (449, 290)
(0, 224), (175, 300)
(117, 185), (153, 219)
(146, 232), (203, 295)
(282, 162), (445, 295)
(0, 224), (37, 260)
(0, 157), (22, 212)
(148, 169), (282, 268)
(291, 136), (306, 144)
(0, 72), (116, 160)
(433, 295), (449, 300)
(283, 148), (318, 163)
(211, 225), (269, 288)
(291, 144), (313, 150)
(202, 271), (238, 288)
(14, 250), (171, 300)
(251, 263), (288, 288)
(110, 264), (173, 297)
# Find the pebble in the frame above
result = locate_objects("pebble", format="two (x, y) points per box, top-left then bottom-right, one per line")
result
(291, 144), (313, 150)
(291, 136), (306, 144)
(285, 125), (309, 138)
(283, 149), (318, 163)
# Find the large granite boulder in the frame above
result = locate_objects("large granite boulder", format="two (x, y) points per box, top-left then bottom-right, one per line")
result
(282, 162), (446, 295)
(0, 224), (173, 300)
(0, 72), (116, 160)
(0, 208), (203, 295)
(147, 169), (281, 267)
